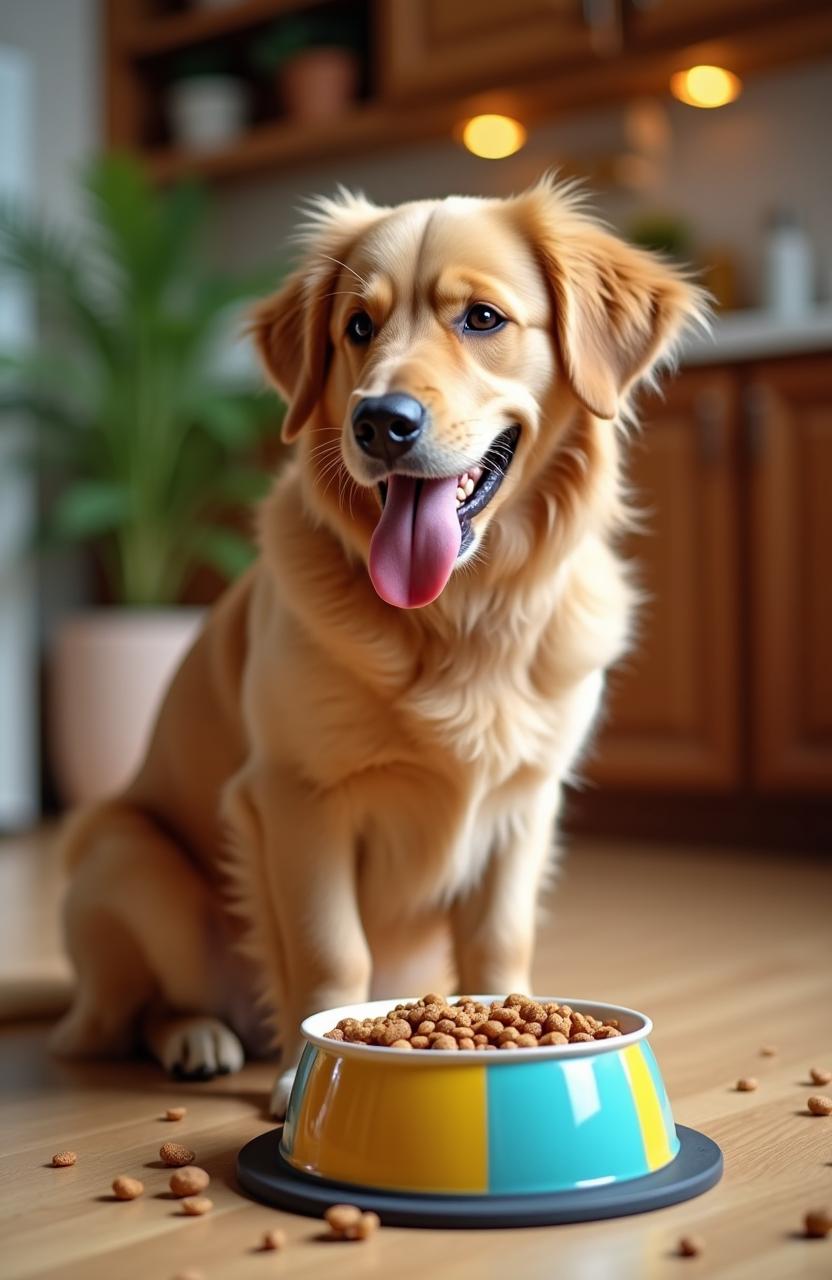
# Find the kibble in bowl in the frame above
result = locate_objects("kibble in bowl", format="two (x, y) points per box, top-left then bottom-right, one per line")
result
(279, 994), (681, 1199)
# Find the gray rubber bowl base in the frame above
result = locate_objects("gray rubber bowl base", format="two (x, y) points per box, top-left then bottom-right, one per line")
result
(236, 1124), (723, 1228)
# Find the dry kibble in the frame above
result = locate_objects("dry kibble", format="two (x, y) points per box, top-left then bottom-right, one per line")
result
(498, 1040), (519, 1050)
(51, 1151), (77, 1168)
(677, 1234), (704, 1257)
(164, 1106), (188, 1121)
(181, 1196), (213, 1216)
(809, 1067), (832, 1086)
(344, 1210), (381, 1240)
(736, 1077), (758, 1092)
(804, 1208), (832, 1238)
(112, 1176), (144, 1201)
(325, 1203), (362, 1234)
(759, 1045), (778, 1057)
(160, 1141), (196, 1166)
(169, 1167), (210, 1197)
(261, 1227), (287, 1250)
(172, 1271), (204, 1280)
(807, 1094), (832, 1115)
(323, 995), (623, 1050)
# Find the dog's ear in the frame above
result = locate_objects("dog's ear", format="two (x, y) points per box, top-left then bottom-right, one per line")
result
(519, 181), (707, 420)
(250, 192), (384, 442)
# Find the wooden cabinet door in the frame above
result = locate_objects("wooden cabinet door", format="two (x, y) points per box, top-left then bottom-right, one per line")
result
(378, 0), (602, 100)
(626, 0), (798, 45)
(749, 355), (832, 791)
(589, 369), (741, 789)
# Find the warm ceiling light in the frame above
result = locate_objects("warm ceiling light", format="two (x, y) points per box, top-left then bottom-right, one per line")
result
(670, 65), (741, 109)
(461, 114), (527, 159)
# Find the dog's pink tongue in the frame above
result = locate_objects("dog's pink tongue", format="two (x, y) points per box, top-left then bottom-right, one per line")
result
(369, 474), (462, 608)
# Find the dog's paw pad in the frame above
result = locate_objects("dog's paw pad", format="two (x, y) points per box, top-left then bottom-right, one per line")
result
(270, 1068), (297, 1119)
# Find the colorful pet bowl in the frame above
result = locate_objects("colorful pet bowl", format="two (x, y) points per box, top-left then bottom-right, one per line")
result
(237, 997), (723, 1227)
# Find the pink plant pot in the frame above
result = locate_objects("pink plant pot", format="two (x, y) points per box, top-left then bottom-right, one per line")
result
(49, 608), (204, 805)
(278, 47), (360, 124)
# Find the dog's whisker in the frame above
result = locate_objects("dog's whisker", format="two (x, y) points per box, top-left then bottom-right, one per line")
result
(317, 253), (370, 290)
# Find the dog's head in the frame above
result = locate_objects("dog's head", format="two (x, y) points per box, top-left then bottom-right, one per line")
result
(252, 178), (705, 609)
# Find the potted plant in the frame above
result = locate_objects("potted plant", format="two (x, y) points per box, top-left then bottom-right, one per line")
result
(252, 11), (363, 124)
(0, 154), (282, 803)
(167, 46), (249, 152)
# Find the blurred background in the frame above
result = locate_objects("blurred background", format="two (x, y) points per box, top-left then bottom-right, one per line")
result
(0, 0), (830, 851)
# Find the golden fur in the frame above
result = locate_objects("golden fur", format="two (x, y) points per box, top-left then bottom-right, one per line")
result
(53, 178), (705, 1114)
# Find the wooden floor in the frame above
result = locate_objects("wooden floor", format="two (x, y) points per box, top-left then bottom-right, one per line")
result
(1, 828), (831, 1280)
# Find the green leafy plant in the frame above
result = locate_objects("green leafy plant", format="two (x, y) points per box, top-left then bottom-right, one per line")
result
(0, 154), (283, 606)
(251, 10), (364, 73)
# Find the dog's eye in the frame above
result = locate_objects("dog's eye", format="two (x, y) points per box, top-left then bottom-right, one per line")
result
(346, 311), (374, 345)
(463, 304), (506, 333)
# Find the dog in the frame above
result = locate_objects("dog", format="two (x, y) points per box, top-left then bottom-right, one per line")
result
(52, 177), (705, 1116)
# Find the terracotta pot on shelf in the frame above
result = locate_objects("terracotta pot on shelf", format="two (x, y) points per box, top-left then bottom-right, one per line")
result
(278, 47), (360, 124)
(49, 608), (204, 806)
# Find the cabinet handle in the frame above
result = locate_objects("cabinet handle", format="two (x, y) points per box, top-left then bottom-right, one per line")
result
(744, 384), (769, 463)
(694, 388), (723, 464)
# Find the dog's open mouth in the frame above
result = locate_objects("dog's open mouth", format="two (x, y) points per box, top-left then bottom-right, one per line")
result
(370, 425), (520, 610)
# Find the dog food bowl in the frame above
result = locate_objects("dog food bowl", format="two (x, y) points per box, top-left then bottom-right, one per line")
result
(237, 997), (722, 1227)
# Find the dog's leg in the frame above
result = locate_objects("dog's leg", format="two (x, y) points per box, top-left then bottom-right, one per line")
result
(53, 806), (244, 1079)
(450, 789), (561, 995)
(224, 768), (371, 1118)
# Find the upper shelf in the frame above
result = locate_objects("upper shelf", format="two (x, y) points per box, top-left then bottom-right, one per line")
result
(125, 0), (323, 58)
(683, 306), (832, 366)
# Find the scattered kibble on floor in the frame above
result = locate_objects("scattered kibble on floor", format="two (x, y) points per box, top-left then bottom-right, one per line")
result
(807, 1095), (832, 1116)
(809, 1067), (832, 1086)
(50, 1151), (77, 1168)
(736, 1077), (758, 1092)
(677, 1234), (704, 1257)
(804, 1208), (832, 1238)
(181, 1196), (213, 1216)
(160, 1141), (196, 1166)
(169, 1167), (210, 1197)
(164, 1107), (188, 1122)
(759, 1045), (777, 1057)
(171, 1271), (204, 1280)
(261, 1227), (287, 1250)
(324, 1203), (380, 1240)
(112, 1176), (144, 1201)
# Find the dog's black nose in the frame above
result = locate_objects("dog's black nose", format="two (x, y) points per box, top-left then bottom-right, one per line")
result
(351, 394), (426, 464)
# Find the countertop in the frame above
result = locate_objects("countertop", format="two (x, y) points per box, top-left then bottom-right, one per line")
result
(682, 304), (832, 365)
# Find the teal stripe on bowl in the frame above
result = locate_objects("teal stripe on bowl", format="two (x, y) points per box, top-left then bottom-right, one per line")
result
(281, 1042), (317, 1158)
(639, 1040), (680, 1156)
(486, 1053), (651, 1194)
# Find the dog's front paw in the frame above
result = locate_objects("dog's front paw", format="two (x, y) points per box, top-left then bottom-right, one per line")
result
(155, 1016), (245, 1081)
(270, 1067), (297, 1119)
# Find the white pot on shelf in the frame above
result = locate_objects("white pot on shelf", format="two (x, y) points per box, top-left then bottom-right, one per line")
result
(168, 75), (248, 151)
(49, 608), (204, 806)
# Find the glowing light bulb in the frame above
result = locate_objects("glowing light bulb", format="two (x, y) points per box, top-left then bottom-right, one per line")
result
(670, 65), (741, 109)
(460, 114), (527, 159)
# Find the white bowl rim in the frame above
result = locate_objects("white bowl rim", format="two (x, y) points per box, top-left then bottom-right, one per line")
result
(301, 996), (652, 1065)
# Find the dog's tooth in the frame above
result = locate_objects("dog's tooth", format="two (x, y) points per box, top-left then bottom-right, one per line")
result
(464, 478), (475, 497)
(456, 486), (466, 504)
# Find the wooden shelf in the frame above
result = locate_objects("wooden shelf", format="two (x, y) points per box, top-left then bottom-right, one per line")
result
(147, 98), (459, 184)
(125, 0), (323, 58)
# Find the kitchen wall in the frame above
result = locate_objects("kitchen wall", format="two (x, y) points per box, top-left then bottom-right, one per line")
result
(213, 56), (832, 311)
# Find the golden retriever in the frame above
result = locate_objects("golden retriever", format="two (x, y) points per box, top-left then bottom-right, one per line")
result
(52, 177), (705, 1115)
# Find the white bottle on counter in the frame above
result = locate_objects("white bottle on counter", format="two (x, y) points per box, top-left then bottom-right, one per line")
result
(763, 210), (814, 319)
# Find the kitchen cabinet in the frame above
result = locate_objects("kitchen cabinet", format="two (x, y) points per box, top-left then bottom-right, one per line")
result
(589, 351), (832, 799)
(378, 0), (605, 101)
(590, 369), (741, 789)
(625, 0), (803, 46)
(749, 356), (832, 789)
